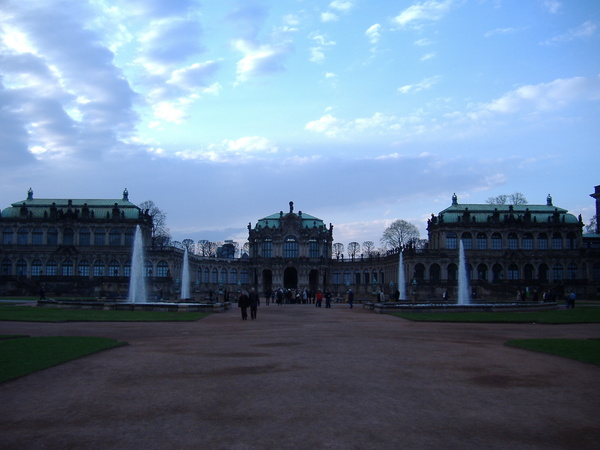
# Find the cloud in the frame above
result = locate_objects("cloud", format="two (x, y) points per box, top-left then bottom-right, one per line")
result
(392, 0), (454, 29)
(542, 0), (561, 14)
(398, 76), (440, 94)
(542, 21), (597, 45)
(308, 33), (336, 63)
(484, 27), (520, 38)
(305, 112), (426, 138)
(365, 24), (382, 44)
(321, 12), (338, 22)
(329, 1), (354, 12)
(167, 61), (221, 91)
(233, 39), (293, 83)
(420, 52), (436, 61)
(172, 136), (279, 162)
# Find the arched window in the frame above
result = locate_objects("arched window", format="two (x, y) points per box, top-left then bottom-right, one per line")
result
(566, 232), (577, 250)
(508, 264), (519, 280)
(283, 235), (298, 258)
(61, 259), (74, 276)
(46, 259), (58, 276)
(309, 238), (319, 258)
(446, 232), (457, 250)
(507, 233), (518, 250)
(447, 264), (457, 281)
(16, 259), (27, 276)
(491, 233), (502, 250)
(145, 260), (153, 277)
(31, 259), (43, 276)
(47, 228), (58, 246)
(108, 260), (120, 277)
(109, 229), (122, 246)
(332, 270), (341, 285)
(93, 260), (105, 277)
(78, 260), (90, 277)
(125, 228), (135, 246)
(567, 263), (578, 280)
(492, 264), (503, 282)
(79, 228), (91, 246)
(476, 233), (487, 250)
(1, 258), (11, 275)
(477, 264), (488, 281)
(32, 228), (43, 245)
(17, 228), (29, 245)
(430, 264), (441, 282)
(552, 264), (563, 281)
(156, 260), (169, 277)
(354, 270), (361, 284)
(461, 232), (472, 250)
(363, 270), (370, 285)
(538, 264), (549, 282)
(343, 270), (352, 285)
(262, 239), (272, 258)
(63, 228), (74, 246)
(211, 268), (218, 283)
(522, 233), (533, 250)
(203, 267), (210, 283)
(123, 261), (131, 277)
(230, 269), (238, 284)
(240, 269), (249, 284)
(94, 228), (106, 246)
(524, 264), (534, 280)
(371, 271), (378, 283)
(537, 233), (548, 250)
(2, 228), (13, 245)
(220, 268), (228, 284)
(551, 233), (562, 250)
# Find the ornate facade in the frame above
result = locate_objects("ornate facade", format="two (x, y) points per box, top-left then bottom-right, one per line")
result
(1, 187), (599, 302)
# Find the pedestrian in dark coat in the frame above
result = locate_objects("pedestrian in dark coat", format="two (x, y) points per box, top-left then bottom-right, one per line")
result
(348, 289), (354, 308)
(249, 288), (260, 319)
(238, 291), (250, 320)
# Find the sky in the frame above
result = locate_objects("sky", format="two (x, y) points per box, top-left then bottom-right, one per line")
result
(1, 0), (599, 250)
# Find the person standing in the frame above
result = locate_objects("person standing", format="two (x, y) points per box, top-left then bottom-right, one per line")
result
(238, 290), (249, 320)
(315, 289), (323, 308)
(325, 290), (332, 308)
(348, 289), (354, 309)
(249, 288), (260, 319)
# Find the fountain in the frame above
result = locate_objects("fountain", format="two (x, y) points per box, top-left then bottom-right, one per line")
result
(398, 250), (406, 301)
(181, 247), (190, 300)
(128, 225), (148, 304)
(457, 240), (470, 305)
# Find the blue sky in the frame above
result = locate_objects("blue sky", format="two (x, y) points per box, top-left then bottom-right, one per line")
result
(1, 0), (599, 249)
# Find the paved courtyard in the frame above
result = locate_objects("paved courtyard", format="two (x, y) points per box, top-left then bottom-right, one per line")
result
(1, 304), (599, 449)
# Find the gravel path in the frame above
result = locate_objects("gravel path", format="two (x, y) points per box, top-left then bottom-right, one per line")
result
(1, 304), (599, 449)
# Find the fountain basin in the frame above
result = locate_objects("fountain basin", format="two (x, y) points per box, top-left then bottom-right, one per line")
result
(37, 299), (230, 313)
(365, 301), (558, 314)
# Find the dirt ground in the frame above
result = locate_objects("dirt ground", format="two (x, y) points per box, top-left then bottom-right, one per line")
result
(1, 303), (599, 450)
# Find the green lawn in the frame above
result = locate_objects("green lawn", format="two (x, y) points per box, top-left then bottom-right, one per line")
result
(506, 339), (600, 366)
(393, 307), (600, 324)
(0, 305), (209, 322)
(0, 336), (127, 383)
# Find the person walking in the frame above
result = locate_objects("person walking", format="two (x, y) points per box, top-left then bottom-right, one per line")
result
(249, 288), (260, 319)
(238, 290), (249, 320)
(315, 289), (323, 308)
(325, 290), (332, 308)
(348, 289), (354, 309)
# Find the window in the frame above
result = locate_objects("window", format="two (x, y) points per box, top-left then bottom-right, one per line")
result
(78, 260), (90, 277)
(220, 268), (228, 284)
(354, 270), (361, 284)
(430, 264), (441, 282)
(125, 229), (135, 246)
(507, 264), (519, 280)
(343, 270), (352, 285)
(507, 233), (518, 250)
(46, 260), (58, 276)
(552, 233), (562, 250)
(363, 270), (370, 285)
(203, 267), (210, 283)
(283, 235), (298, 258)
(332, 270), (341, 284)
(524, 264), (534, 281)
(447, 264), (457, 281)
(109, 229), (121, 246)
(63, 228), (74, 246)
(566, 232), (577, 250)
(492, 264), (503, 282)
(522, 234), (533, 250)
(93, 260), (105, 277)
(62, 260), (74, 276)
(491, 233), (502, 250)
(537, 233), (548, 250)
(79, 228), (91, 246)
(477, 264), (488, 281)
(461, 233), (472, 250)
(2, 228), (13, 245)
(31, 259), (43, 276)
(17, 228), (29, 245)
(309, 238), (319, 258)
(124, 261), (131, 277)
(1, 259), (11, 275)
(262, 239), (272, 258)
(145, 260), (153, 277)
(240, 269), (249, 284)
(108, 260), (120, 277)
(211, 268), (218, 283)
(32, 228), (43, 245)
(567, 264), (578, 280)
(230, 269), (238, 284)
(16, 259), (27, 276)
(476, 233), (487, 250)
(94, 228), (105, 246)
(47, 228), (58, 245)
(538, 264), (549, 282)
(552, 264), (563, 281)
(156, 260), (169, 277)
(446, 232), (457, 250)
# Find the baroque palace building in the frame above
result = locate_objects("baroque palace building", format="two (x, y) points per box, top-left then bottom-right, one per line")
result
(1, 187), (599, 301)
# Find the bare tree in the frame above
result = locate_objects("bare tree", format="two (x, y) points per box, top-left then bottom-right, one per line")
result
(362, 240), (375, 256)
(139, 200), (171, 248)
(380, 219), (420, 250)
(347, 242), (360, 259)
(486, 192), (528, 205)
(182, 239), (195, 253)
(585, 215), (598, 234)
(197, 240), (212, 256)
(333, 242), (344, 259)
(486, 194), (508, 205)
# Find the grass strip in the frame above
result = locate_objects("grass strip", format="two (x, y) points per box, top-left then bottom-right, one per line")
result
(393, 308), (600, 324)
(506, 339), (600, 366)
(0, 336), (127, 383)
(0, 305), (209, 322)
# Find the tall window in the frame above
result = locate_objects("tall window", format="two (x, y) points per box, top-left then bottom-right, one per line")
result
(524, 264), (534, 280)
(93, 260), (105, 277)
(446, 232), (457, 250)
(491, 233), (502, 250)
(63, 228), (74, 246)
(17, 228), (29, 245)
(62, 260), (74, 276)
(507, 233), (518, 250)
(240, 269), (249, 284)
(567, 264), (578, 280)
(108, 260), (120, 276)
(492, 264), (503, 282)
(477, 264), (488, 281)
(566, 233), (577, 250)
(31, 259), (43, 276)
(309, 238), (319, 258)
(46, 259), (58, 276)
(537, 233), (548, 250)
(1, 259), (11, 275)
(124, 261), (131, 277)
(78, 260), (90, 277)
(220, 268), (228, 284)
(230, 269), (238, 284)
(461, 233), (472, 250)
(476, 233), (487, 250)
(32, 228), (44, 245)
(109, 229), (121, 246)
(552, 233), (562, 250)
(79, 228), (91, 246)
(283, 235), (298, 258)
(2, 228), (13, 245)
(211, 268), (218, 283)
(157, 260), (169, 277)
(47, 228), (58, 246)
(203, 267), (210, 283)
(507, 264), (519, 280)
(262, 239), (272, 258)
(16, 259), (27, 276)
(552, 264), (563, 281)
(522, 234), (533, 250)
(94, 228), (105, 246)
(332, 270), (341, 284)
(125, 228), (135, 246)
(343, 270), (352, 285)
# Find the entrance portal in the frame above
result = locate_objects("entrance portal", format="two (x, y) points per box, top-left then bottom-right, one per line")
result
(309, 269), (319, 292)
(283, 267), (298, 290)
(262, 269), (273, 292)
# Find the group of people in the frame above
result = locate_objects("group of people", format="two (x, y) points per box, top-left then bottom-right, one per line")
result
(237, 288), (260, 320)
